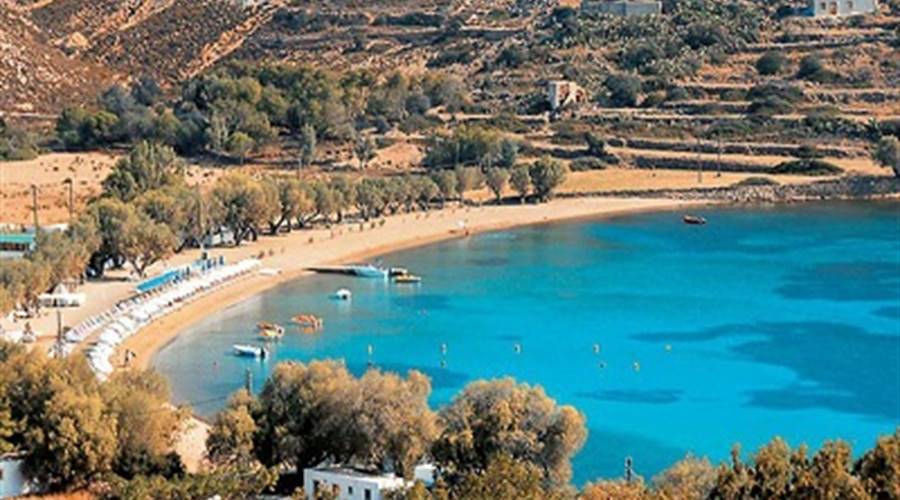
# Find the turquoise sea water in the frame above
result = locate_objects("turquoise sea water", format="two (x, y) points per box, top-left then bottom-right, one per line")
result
(154, 201), (900, 484)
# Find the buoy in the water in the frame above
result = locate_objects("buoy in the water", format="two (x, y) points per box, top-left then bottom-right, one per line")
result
(593, 343), (601, 354)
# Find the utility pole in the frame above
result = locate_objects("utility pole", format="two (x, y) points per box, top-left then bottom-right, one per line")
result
(197, 182), (206, 256)
(56, 310), (62, 357)
(696, 137), (703, 184)
(717, 135), (723, 178)
(63, 178), (74, 223)
(30, 184), (39, 230)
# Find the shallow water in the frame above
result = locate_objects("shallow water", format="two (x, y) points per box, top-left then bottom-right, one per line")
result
(154, 201), (900, 483)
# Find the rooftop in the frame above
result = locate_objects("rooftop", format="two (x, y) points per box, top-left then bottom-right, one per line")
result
(0, 233), (36, 245)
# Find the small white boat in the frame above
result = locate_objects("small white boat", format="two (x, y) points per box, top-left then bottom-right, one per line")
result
(332, 288), (352, 301)
(350, 265), (388, 279)
(233, 344), (267, 358)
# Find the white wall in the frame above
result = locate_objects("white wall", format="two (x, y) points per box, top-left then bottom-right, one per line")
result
(304, 468), (406, 500)
(0, 457), (30, 499)
(810, 0), (877, 16)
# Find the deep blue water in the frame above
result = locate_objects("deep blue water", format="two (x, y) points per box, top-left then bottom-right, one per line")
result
(154, 201), (900, 484)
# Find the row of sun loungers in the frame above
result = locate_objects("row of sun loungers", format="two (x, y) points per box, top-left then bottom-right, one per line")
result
(51, 259), (262, 379)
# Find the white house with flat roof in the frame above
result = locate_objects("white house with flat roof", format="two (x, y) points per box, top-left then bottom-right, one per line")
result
(304, 466), (405, 500)
(304, 464), (436, 500)
(809, 0), (876, 16)
(582, 0), (662, 16)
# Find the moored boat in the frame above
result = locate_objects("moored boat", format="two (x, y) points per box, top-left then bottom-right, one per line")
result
(292, 313), (324, 329)
(394, 274), (422, 284)
(332, 288), (352, 301)
(350, 264), (389, 279)
(683, 214), (707, 225)
(389, 267), (409, 277)
(257, 322), (285, 339)
(233, 344), (267, 358)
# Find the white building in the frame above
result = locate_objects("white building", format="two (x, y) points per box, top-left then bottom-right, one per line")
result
(809, 0), (877, 16)
(304, 467), (406, 500)
(582, 0), (662, 17)
(547, 80), (587, 111)
(0, 454), (30, 499)
(304, 464), (436, 500)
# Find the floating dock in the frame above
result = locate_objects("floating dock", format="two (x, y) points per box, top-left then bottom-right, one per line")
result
(307, 266), (359, 276)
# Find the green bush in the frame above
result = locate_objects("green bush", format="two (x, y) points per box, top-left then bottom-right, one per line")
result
(0, 121), (39, 161)
(734, 176), (779, 187)
(570, 157), (608, 171)
(770, 159), (843, 175)
(756, 51), (787, 75)
(604, 74), (642, 107)
(797, 55), (839, 83)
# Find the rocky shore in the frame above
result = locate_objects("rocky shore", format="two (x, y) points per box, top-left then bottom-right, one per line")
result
(568, 176), (900, 204)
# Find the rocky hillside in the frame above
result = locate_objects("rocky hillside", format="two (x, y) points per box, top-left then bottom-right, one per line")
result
(0, 4), (113, 115)
(0, 0), (897, 119)
(0, 0), (543, 111)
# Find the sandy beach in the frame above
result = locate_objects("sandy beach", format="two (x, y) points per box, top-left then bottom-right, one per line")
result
(121, 196), (699, 370)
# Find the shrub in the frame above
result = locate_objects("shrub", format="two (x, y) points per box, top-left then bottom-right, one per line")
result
(748, 96), (794, 117)
(619, 43), (662, 72)
(756, 52), (787, 75)
(797, 55), (838, 83)
(794, 144), (823, 159)
(604, 74), (642, 107)
(570, 157), (607, 171)
(665, 86), (690, 102)
(770, 159), (843, 175)
(747, 83), (804, 103)
(734, 176), (779, 187)
(496, 46), (527, 68)
(0, 122), (39, 161)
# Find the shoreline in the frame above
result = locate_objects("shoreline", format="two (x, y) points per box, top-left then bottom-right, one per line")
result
(122, 197), (701, 371)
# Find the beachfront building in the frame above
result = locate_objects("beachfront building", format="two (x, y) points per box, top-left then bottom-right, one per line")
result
(808, 0), (876, 16)
(0, 454), (30, 498)
(304, 466), (406, 500)
(303, 464), (436, 500)
(581, 0), (662, 16)
(547, 80), (587, 111)
(0, 233), (35, 260)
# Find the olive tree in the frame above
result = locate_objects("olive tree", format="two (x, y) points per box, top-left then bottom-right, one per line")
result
(432, 378), (587, 486)
(873, 136), (899, 177)
(528, 157), (568, 202)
